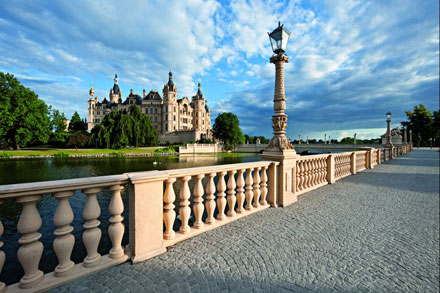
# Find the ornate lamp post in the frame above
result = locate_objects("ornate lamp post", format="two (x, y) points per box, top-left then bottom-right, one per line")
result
(262, 22), (299, 207)
(409, 129), (413, 150)
(386, 111), (393, 146)
(354, 133), (357, 145)
(264, 22), (296, 153)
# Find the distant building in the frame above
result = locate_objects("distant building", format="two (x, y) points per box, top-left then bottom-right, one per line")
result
(87, 72), (212, 144)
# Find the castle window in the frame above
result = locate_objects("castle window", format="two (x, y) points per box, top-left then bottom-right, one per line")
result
(174, 116), (176, 121)
(166, 125), (168, 131)
(155, 126), (157, 129)
(146, 109), (148, 114)
(154, 108), (157, 114)
(174, 106), (176, 112)
(166, 115), (168, 121)
(154, 117), (157, 122)
(150, 108), (153, 114)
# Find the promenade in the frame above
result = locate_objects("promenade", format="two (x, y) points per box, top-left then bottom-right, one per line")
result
(53, 149), (439, 292)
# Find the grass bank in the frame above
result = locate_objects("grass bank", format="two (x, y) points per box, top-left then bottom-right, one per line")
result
(0, 146), (169, 158)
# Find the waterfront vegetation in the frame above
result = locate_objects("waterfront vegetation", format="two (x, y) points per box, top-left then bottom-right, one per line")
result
(0, 146), (168, 158)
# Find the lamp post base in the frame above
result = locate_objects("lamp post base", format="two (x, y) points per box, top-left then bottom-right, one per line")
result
(262, 149), (299, 207)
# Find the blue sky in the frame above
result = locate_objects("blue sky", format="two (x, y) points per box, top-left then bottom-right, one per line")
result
(0, 0), (438, 140)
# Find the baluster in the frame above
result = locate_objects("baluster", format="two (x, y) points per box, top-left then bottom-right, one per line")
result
(304, 161), (309, 189)
(313, 159), (317, 185)
(307, 160), (312, 186)
(227, 170), (237, 217)
(301, 161), (306, 190)
(178, 176), (191, 233)
(0, 200), (5, 293)
(108, 185), (125, 259)
(319, 159), (323, 183)
(321, 159), (325, 183)
(260, 166), (268, 205)
(245, 168), (253, 210)
(16, 195), (44, 288)
(52, 191), (75, 277)
(298, 161), (303, 190)
(163, 178), (176, 239)
(205, 173), (216, 224)
(82, 187), (102, 268)
(236, 169), (245, 213)
(193, 174), (205, 229)
(253, 167), (261, 208)
(295, 162), (300, 191)
(216, 171), (227, 220)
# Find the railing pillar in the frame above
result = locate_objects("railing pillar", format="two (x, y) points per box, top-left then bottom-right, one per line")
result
(266, 162), (278, 207)
(367, 149), (373, 169)
(351, 152), (356, 174)
(261, 151), (298, 207)
(376, 149), (381, 165)
(127, 172), (167, 263)
(327, 154), (335, 184)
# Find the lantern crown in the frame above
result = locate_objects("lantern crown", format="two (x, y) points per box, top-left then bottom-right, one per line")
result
(268, 21), (291, 54)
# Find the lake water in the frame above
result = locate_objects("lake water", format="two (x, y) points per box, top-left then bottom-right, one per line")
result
(0, 154), (261, 285)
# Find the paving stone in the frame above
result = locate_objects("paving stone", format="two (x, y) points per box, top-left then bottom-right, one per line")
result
(51, 150), (439, 292)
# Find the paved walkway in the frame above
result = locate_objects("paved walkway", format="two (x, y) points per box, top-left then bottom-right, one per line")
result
(54, 149), (439, 292)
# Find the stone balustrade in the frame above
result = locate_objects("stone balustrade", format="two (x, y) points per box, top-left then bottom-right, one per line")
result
(0, 147), (408, 292)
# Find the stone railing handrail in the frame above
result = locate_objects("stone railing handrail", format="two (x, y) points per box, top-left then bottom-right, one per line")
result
(0, 174), (129, 198)
(0, 146), (410, 292)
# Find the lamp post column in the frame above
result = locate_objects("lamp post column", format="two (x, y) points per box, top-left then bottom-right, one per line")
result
(262, 53), (299, 207)
(266, 54), (295, 151)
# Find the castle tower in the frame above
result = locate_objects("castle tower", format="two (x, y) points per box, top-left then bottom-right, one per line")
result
(192, 82), (205, 131)
(88, 82), (96, 131)
(162, 71), (178, 132)
(109, 74), (122, 104)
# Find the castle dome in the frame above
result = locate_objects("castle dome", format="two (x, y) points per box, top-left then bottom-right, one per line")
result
(167, 71), (174, 91)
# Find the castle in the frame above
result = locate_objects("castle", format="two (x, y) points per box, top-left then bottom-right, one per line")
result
(88, 72), (212, 144)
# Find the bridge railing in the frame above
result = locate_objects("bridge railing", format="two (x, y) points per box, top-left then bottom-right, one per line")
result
(0, 146), (407, 292)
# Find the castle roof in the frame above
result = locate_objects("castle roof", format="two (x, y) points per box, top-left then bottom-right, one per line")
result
(144, 90), (162, 101)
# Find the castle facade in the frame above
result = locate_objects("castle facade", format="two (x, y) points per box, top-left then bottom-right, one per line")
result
(87, 72), (211, 143)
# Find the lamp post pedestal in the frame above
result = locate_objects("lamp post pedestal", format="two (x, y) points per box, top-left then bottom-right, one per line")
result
(262, 53), (299, 207)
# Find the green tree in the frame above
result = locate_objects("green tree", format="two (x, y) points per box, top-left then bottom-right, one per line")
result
(402, 104), (434, 146)
(66, 132), (89, 148)
(212, 112), (245, 150)
(0, 72), (51, 149)
(433, 110), (440, 146)
(69, 111), (87, 132)
(50, 107), (69, 145)
(89, 105), (157, 148)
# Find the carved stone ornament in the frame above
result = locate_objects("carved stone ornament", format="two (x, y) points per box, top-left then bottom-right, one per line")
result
(272, 115), (287, 132)
(267, 135), (294, 150)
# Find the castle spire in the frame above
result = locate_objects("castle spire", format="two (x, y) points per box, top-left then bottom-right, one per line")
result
(197, 81), (202, 97)
(114, 73), (118, 84)
(89, 81), (95, 97)
(167, 70), (174, 90)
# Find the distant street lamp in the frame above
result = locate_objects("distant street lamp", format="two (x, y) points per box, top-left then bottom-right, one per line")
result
(298, 134), (301, 144)
(265, 22), (295, 152)
(386, 111), (393, 146)
(354, 133), (357, 145)
(418, 133), (421, 148)
(324, 134), (327, 144)
(328, 136), (331, 144)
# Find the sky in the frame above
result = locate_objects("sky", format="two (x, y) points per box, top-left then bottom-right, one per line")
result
(0, 0), (438, 141)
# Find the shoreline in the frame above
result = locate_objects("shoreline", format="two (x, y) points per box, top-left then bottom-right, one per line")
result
(0, 152), (179, 159)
